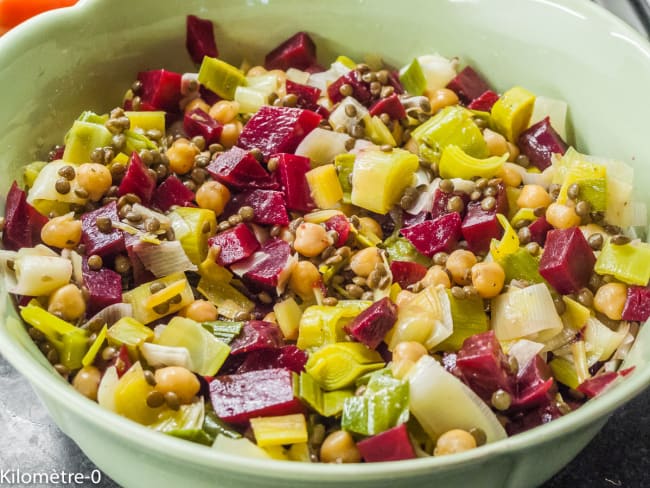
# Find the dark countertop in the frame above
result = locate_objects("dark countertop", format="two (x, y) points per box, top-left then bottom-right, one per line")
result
(1, 354), (648, 488)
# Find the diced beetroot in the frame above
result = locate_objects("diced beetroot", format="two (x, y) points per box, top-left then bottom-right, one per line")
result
(231, 238), (293, 290)
(313, 104), (331, 119)
(528, 215), (552, 246)
(81, 258), (123, 315)
(200, 85), (220, 106)
(208, 223), (260, 267)
(576, 372), (619, 399)
(539, 227), (596, 295)
(446, 66), (491, 105)
(264, 32), (317, 71)
(430, 189), (470, 220)
(285, 79), (321, 111)
(402, 210), (428, 228)
(401, 212), (462, 257)
(390, 261), (428, 288)
(184, 108), (223, 145)
(48, 145), (65, 161)
(455, 330), (515, 402)
(327, 70), (373, 106)
(186, 15), (218, 65)
(344, 297), (397, 350)
(209, 368), (302, 423)
(113, 344), (132, 378)
(81, 201), (125, 257)
(461, 202), (503, 254)
(224, 190), (289, 226)
(236, 345), (307, 374)
(467, 90), (500, 112)
(137, 70), (183, 113)
(151, 175), (195, 212)
(369, 94), (406, 120)
(207, 146), (277, 191)
(2, 182), (47, 251)
(229, 320), (284, 355)
(386, 70), (405, 95)
(622, 285), (650, 322)
(237, 106), (322, 159)
(518, 117), (568, 171)
(118, 152), (156, 205)
(275, 153), (315, 212)
(506, 401), (564, 436)
(511, 355), (556, 410)
(357, 424), (416, 463)
(324, 214), (350, 247)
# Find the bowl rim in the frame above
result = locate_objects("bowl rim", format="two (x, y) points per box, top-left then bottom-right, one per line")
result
(0, 0), (649, 481)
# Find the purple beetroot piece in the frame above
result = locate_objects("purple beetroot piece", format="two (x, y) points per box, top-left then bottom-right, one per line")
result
(467, 90), (500, 112)
(231, 238), (293, 290)
(229, 320), (284, 355)
(357, 424), (416, 462)
(538, 227), (596, 295)
(151, 175), (195, 212)
(237, 105), (322, 159)
(518, 117), (568, 171)
(264, 32), (317, 71)
(401, 212), (462, 257)
(327, 70), (373, 106)
(528, 215), (552, 246)
(622, 286), (650, 322)
(81, 258), (123, 315)
(2, 181), (47, 251)
(324, 214), (350, 247)
(446, 66), (491, 105)
(430, 188), (470, 220)
(236, 345), (308, 374)
(208, 223), (260, 266)
(81, 201), (125, 257)
(576, 368), (635, 398)
(223, 190), (289, 226)
(186, 15), (218, 65)
(461, 195), (508, 254)
(209, 368), (303, 423)
(345, 297), (398, 350)
(511, 355), (556, 411)
(285, 79), (321, 111)
(184, 108), (223, 145)
(369, 93), (406, 120)
(275, 153), (316, 212)
(137, 70), (183, 113)
(118, 152), (156, 205)
(390, 261), (428, 288)
(207, 146), (277, 190)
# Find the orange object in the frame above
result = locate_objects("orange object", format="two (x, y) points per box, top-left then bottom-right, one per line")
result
(0, 0), (78, 31)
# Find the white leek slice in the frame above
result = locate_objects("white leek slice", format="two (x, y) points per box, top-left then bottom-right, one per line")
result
(234, 86), (267, 114)
(328, 96), (368, 132)
(83, 303), (133, 329)
(10, 254), (72, 296)
(131, 203), (171, 233)
(491, 283), (563, 342)
(528, 96), (568, 140)
(307, 61), (350, 92)
(507, 339), (544, 370)
(26, 161), (88, 209)
(583, 318), (629, 365)
(245, 74), (279, 96)
(168, 211), (191, 241)
(134, 240), (197, 277)
(61, 248), (84, 286)
(140, 342), (193, 369)
(294, 127), (351, 166)
(285, 68), (310, 84)
(416, 54), (458, 93)
(97, 365), (119, 412)
(407, 355), (507, 443)
(212, 436), (270, 458)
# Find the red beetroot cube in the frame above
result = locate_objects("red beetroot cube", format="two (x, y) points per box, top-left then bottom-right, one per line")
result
(344, 297), (397, 350)
(224, 190), (289, 226)
(208, 223), (260, 266)
(81, 258), (123, 315)
(151, 175), (195, 212)
(118, 152), (156, 205)
(461, 201), (503, 254)
(209, 368), (302, 423)
(401, 212), (462, 257)
(285, 79), (321, 111)
(538, 227), (596, 295)
(137, 70), (183, 113)
(369, 93), (406, 120)
(576, 372), (620, 398)
(327, 70), (373, 106)
(528, 215), (552, 246)
(81, 201), (125, 257)
(229, 320), (284, 355)
(264, 32), (317, 71)
(390, 261), (428, 288)
(518, 117), (568, 171)
(324, 214), (350, 247)
(275, 153), (315, 212)
(2, 182), (47, 251)
(236, 345), (307, 374)
(207, 146), (277, 190)
(446, 66), (491, 105)
(186, 15), (218, 65)
(184, 108), (223, 145)
(231, 238), (293, 290)
(467, 90), (500, 112)
(430, 188), (470, 220)
(357, 424), (416, 462)
(622, 286), (650, 322)
(237, 106), (322, 158)
(511, 355), (556, 411)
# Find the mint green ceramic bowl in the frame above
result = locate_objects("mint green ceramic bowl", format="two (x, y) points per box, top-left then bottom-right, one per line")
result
(1, 0), (649, 486)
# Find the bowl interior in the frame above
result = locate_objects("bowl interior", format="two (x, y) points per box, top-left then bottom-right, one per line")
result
(0, 0), (649, 485)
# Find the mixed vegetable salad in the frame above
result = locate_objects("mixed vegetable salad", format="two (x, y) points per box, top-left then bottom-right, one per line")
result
(1, 15), (648, 463)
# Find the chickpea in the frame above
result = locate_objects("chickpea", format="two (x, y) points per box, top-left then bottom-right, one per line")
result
(471, 262), (506, 299)
(183, 299), (218, 322)
(293, 222), (331, 257)
(246, 65), (267, 77)
(209, 100), (240, 124)
(427, 88), (459, 113)
(506, 142), (520, 162)
(167, 138), (199, 175)
(77, 163), (113, 201)
(434, 429), (477, 456)
(420, 265), (451, 288)
(289, 260), (321, 299)
(154, 366), (201, 404)
(184, 97), (211, 115)
(220, 120), (243, 148)
(319, 430), (361, 463)
(393, 341), (427, 364)
(593, 282), (627, 321)
(48, 284), (86, 321)
(72, 366), (101, 401)
(499, 165), (523, 188)
(196, 181), (231, 216)
(445, 250), (477, 285)
(358, 217), (383, 239)
(483, 128), (508, 157)
(40, 214), (82, 249)
(545, 202), (581, 229)
(517, 184), (552, 209)
(349, 247), (382, 277)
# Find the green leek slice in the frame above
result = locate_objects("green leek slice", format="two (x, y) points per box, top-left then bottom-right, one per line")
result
(305, 342), (384, 391)
(438, 144), (507, 180)
(399, 58), (427, 96)
(198, 56), (247, 100)
(594, 240), (650, 286)
(491, 86), (536, 142)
